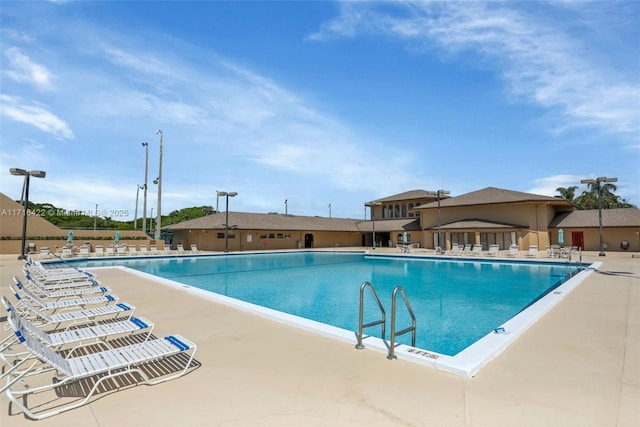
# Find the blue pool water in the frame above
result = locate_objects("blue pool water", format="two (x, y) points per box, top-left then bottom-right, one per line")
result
(74, 252), (585, 356)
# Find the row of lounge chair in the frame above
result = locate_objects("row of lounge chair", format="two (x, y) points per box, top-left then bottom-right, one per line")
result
(439, 244), (579, 259)
(43, 243), (199, 258)
(441, 244), (541, 258)
(1, 257), (197, 419)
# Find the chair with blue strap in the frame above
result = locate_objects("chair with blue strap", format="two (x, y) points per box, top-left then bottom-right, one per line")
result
(2, 308), (196, 420)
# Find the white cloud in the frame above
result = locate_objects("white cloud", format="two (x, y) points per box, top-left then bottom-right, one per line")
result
(0, 94), (73, 139)
(310, 1), (640, 137)
(528, 174), (587, 197)
(3, 47), (54, 90)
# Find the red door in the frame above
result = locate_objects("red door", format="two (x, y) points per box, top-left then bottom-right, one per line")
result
(572, 231), (584, 250)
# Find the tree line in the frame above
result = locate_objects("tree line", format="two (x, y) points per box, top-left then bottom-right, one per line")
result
(555, 182), (636, 209)
(19, 201), (215, 231)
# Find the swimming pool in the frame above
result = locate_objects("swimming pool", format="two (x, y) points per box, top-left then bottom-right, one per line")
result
(73, 251), (594, 376)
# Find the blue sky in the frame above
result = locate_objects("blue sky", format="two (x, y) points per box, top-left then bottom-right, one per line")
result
(1, 1), (638, 222)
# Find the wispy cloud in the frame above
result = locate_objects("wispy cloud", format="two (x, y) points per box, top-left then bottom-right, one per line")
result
(0, 95), (73, 139)
(3, 47), (55, 90)
(310, 1), (640, 137)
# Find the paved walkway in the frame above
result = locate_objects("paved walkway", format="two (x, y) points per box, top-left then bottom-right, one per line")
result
(1, 251), (638, 426)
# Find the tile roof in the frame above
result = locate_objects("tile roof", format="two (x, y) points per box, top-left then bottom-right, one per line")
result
(367, 189), (442, 204)
(165, 212), (422, 233)
(549, 208), (640, 228)
(165, 212), (363, 232)
(428, 218), (528, 230)
(356, 219), (421, 232)
(413, 187), (572, 209)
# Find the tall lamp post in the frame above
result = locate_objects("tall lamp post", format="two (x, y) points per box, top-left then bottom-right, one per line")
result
(9, 168), (46, 260)
(154, 130), (163, 241)
(219, 191), (237, 252)
(581, 176), (617, 256)
(141, 142), (149, 233)
(436, 189), (450, 249)
(365, 202), (382, 249)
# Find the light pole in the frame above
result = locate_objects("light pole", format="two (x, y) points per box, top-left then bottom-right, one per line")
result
(141, 142), (149, 233)
(436, 189), (450, 249)
(365, 202), (382, 248)
(134, 184), (144, 230)
(219, 191), (237, 252)
(154, 130), (163, 241)
(9, 168), (46, 260)
(581, 176), (617, 256)
(285, 199), (288, 215)
(328, 203), (332, 218)
(94, 204), (98, 230)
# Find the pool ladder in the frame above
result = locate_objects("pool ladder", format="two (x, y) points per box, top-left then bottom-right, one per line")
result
(355, 281), (385, 349)
(355, 282), (417, 361)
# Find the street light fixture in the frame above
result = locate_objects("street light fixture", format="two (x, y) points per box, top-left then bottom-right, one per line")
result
(580, 176), (617, 256)
(365, 202), (382, 249)
(141, 142), (149, 233)
(154, 130), (163, 241)
(9, 168), (46, 260)
(218, 191), (238, 252)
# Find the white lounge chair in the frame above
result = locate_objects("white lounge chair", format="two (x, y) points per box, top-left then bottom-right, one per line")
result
(79, 245), (90, 257)
(487, 244), (500, 257)
(18, 276), (110, 299)
(2, 314), (196, 420)
(39, 247), (51, 259)
(139, 245), (149, 255)
(461, 244), (472, 255)
(506, 244), (519, 258)
(190, 244), (198, 253)
(446, 244), (461, 255)
(105, 245), (116, 256)
(128, 245), (138, 256)
(9, 293), (134, 329)
(164, 244), (172, 254)
(526, 245), (539, 258)
(61, 247), (73, 258)
(116, 245), (128, 256)
(471, 244), (483, 256)
(23, 267), (101, 291)
(1, 296), (152, 358)
(10, 282), (118, 313)
(94, 245), (104, 256)
(177, 243), (185, 254)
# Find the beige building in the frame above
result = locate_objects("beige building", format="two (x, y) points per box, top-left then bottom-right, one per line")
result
(1, 186), (638, 255)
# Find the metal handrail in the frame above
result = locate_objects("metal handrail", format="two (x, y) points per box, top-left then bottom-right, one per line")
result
(355, 281), (386, 349)
(387, 286), (416, 360)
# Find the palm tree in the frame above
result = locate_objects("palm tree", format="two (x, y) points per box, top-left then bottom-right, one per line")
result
(555, 186), (578, 202)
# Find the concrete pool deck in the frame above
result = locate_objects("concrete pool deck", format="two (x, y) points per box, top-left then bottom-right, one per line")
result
(0, 250), (638, 426)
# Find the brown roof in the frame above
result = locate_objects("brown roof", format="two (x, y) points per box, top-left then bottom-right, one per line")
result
(549, 208), (640, 228)
(166, 212), (422, 234)
(413, 187), (572, 209)
(367, 189), (442, 204)
(356, 219), (421, 232)
(428, 218), (528, 230)
(165, 212), (362, 232)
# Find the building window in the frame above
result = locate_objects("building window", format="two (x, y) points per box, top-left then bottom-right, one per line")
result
(382, 206), (387, 219)
(408, 203), (414, 217)
(480, 232), (513, 250)
(259, 233), (267, 239)
(395, 204), (400, 217)
(401, 204), (407, 217)
(450, 232), (469, 246)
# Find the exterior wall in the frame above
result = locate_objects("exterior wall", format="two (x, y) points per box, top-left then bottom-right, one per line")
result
(549, 227), (640, 252)
(172, 229), (363, 252)
(418, 203), (558, 250)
